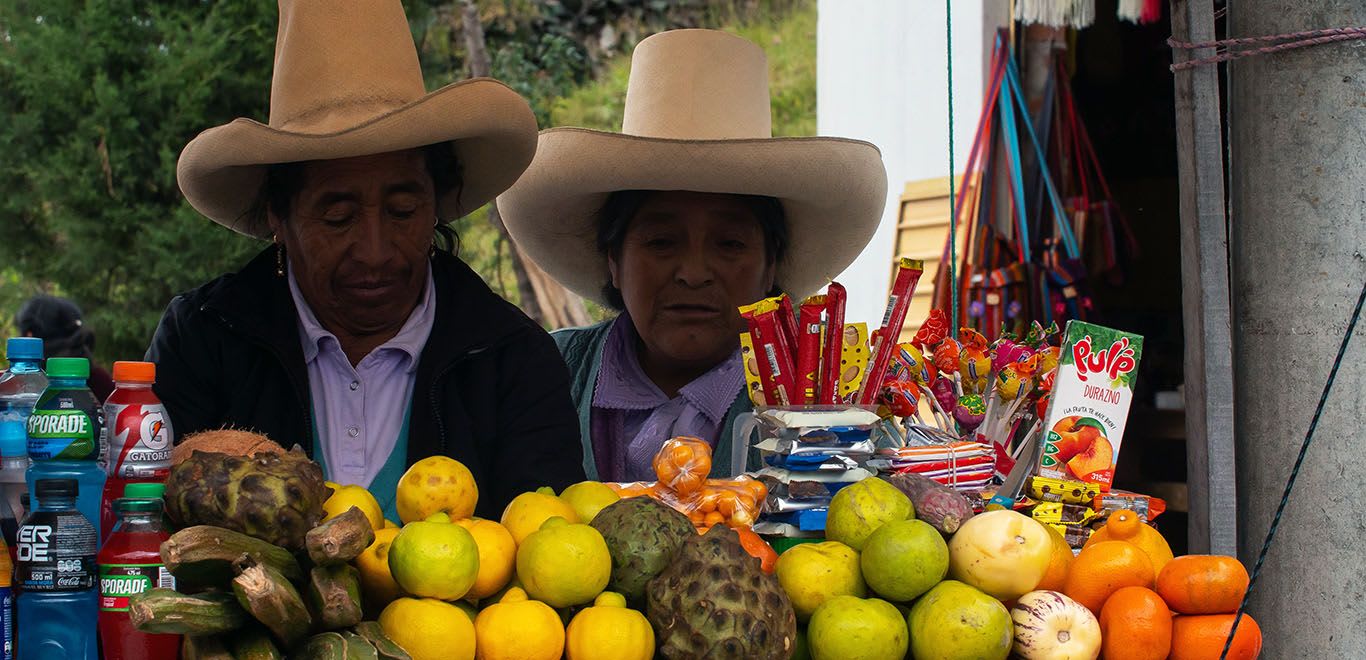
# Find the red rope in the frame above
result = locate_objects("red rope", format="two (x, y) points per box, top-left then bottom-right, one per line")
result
(1169, 26), (1366, 71)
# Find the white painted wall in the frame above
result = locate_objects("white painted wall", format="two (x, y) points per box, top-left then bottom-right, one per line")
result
(817, 0), (1006, 326)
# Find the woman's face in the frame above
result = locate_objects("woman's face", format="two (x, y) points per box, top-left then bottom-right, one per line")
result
(608, 191), (777, 373)
(268, 149), (436, 341)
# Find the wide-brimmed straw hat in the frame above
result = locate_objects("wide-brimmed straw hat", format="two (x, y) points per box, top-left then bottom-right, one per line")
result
(497, 29), (887, 304)
(177, 0), (538, 238)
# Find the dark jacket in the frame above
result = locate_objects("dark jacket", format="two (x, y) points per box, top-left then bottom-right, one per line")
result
(552, 320), (755, 481)
(146, 248), (585, 518)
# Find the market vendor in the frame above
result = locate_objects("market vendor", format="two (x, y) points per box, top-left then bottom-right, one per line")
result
(498, 29), (887, 481)
(146, 0), (584, 519)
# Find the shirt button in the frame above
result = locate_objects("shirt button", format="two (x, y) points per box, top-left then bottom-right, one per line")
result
(348, 427), (359, 438)
(350, 381), (360, 391)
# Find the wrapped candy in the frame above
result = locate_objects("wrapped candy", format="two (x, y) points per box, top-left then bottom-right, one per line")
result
(992, 338), (1035, 373)
(931, 376), (958, 415)
(959, 350), (991, 397)
(933, 338), (961, 375)
(881, 380), (921, 419)
(912, 309), (950, 349)
(893, 343), (935, 385)
(996, 365), (1028, 401)
(953, 394), (987, 432)
(1036, 346), (1061, 375)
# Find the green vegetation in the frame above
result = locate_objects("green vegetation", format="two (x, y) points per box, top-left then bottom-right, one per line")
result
(0, 0), (814, 363)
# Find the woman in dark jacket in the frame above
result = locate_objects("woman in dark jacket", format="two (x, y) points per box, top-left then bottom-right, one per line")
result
(146, 0), (583, 519)
(498, 29), (887, 481)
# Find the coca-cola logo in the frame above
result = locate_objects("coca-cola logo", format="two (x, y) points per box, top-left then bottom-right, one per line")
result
(1072, 335), (1137, 383)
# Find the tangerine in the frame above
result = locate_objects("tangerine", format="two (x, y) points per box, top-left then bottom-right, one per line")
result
(1098, 586), (1172, 660)
(1035, 523), (1075, 592)
(735, 526), (779, 574)
(1062, 540), (1155, 614)
(1169, 613), (1262, 660)
(1086, 509), (1174, 576)
(1155, 555), (1249, 615)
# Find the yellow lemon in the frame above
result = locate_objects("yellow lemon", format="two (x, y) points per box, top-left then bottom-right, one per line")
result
(474, 587), (565, 660)
(396, 456), (479, 524)
(455, 518), (517, 600)
(559, 481), (621, 524)
(380, 597), (475, 660)
(388, 520), (480, 600)
(516, 517), (611, 608)
(501, 487), (579, 545)
(322, 484), (384, 531)
(356, 527), (404, 611)
(566, 592), (655, 660)
(424, 512), (451, 524)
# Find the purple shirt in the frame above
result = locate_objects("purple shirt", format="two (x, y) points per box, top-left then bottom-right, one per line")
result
(287, 265), (435, 488)
(590, 315), (744, 481)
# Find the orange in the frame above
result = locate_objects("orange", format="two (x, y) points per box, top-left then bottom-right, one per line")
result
(735, 527), (778, 574)
(1061, 540), (1155, 614)
(1156, 555), (1249, 615)
(1098, 586), (1172, 660)
(1035, 524), (1075, 592)
(1169, 613), (1262, 660)
(1085, 509), (1174, 576)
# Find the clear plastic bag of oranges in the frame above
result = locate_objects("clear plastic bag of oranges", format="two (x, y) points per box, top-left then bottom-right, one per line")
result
(662, 476), (769, 531)
(652, 436), (713, 496)
(605, 481), (659, 498)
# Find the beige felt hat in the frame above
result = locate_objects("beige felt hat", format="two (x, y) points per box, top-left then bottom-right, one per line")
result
(176, 0), (538, 238)
(497, 29), (887, 304)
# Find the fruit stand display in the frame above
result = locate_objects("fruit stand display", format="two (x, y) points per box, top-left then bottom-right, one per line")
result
(124, 281), (1262, 658)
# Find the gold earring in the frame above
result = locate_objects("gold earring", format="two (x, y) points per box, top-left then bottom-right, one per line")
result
(275, 242), (286, 277)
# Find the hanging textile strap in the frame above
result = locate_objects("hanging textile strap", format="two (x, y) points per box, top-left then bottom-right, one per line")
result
(1000, 44), (1081, 259)
(946, 0), (958, 326)
(1221, 278), (1366, 660)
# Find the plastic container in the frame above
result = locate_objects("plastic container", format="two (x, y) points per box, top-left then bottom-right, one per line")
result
(0, 337), (45, 534)
(25, 358), (105, 540)
(15, 478), (98, 659)
(100, 362), (173, 542)
(98, 482), (178, 659)
(0, 524), (12, 660)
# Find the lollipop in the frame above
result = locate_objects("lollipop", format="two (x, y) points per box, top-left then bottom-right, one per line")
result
(954, 394), (987, 432)
(895, 343), (936, 385)
(959, 327), (989, 353)
(960, 350), (991, 396)
(881, 380), (921, 419)
(933, 338), (961, 375)
(912, 309), (950, 349)
(1036, 345), (1061, 375)
(931, 376), (957, 414)
(992, 339), (1035, 373)
(995, 365), (1027, 401)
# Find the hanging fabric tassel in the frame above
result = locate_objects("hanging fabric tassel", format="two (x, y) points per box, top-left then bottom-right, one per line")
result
(1119, 0), (1164, 24)
(1015, 0), (1095, 29)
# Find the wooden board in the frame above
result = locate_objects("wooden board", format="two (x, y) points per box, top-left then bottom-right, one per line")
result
(893, 176), (970, 341)
(1169, 0), (1238, 556)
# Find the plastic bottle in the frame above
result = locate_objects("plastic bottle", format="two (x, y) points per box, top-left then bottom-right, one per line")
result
(15, 478), (98, 659)
(100, 362), (174, 542)
(97, 482), (178, 659)
(0, 337), (46, 538)
(0, 530), (12, 660)
(25, 358), (105, 540)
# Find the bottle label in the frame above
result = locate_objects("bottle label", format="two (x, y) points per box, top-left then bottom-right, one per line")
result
(15, 511), (97, 592)
(99, 563), (175, 612)
(0, 586), (10, 659)
(26, 387), (103, 461)
(103, 402), (174, 480)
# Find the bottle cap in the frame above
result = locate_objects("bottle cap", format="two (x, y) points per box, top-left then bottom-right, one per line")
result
(123, 482), (165, 499)
(0, 421), (24, 458)
(34, 478), (78, 498)
(5, 337), (42, 362)
(45, 357), (90, 379)
(112, 361), (156, 383)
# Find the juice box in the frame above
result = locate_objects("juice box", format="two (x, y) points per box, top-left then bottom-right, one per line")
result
(1037, 321), (1143, 491)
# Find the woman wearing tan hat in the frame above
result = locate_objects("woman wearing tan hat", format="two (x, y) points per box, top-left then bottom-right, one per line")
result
(145, 0), (585, 520)
(498, 29), (887, 482)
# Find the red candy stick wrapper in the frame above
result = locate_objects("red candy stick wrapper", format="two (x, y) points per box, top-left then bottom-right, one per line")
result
(858, 258), (925, 404)
(796, 295), (826, 404)
(740, 297), (797, 406)
(777, 293), (800, 358)
(820, 283), (848, 404)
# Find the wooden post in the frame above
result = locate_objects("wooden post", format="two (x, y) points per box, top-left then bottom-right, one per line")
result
(1168, 0), (1237, 556)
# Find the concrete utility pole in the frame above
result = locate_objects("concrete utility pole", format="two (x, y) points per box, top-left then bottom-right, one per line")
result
(1229, 1), (1366, 656)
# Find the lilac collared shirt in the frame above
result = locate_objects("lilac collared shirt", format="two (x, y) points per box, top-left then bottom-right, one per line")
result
(287, 265), (435, 488)
(590, 315), (744, 481)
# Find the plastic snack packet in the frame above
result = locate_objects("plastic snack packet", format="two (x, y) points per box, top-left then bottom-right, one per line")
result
(819, 283), (848, 404)
(796, 296), (826, 405)
(858, 259), (925, 404)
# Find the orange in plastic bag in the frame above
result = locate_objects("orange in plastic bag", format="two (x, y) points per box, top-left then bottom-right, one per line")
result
(653, 436), (712, 496)
(606, 481), (658, 498)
